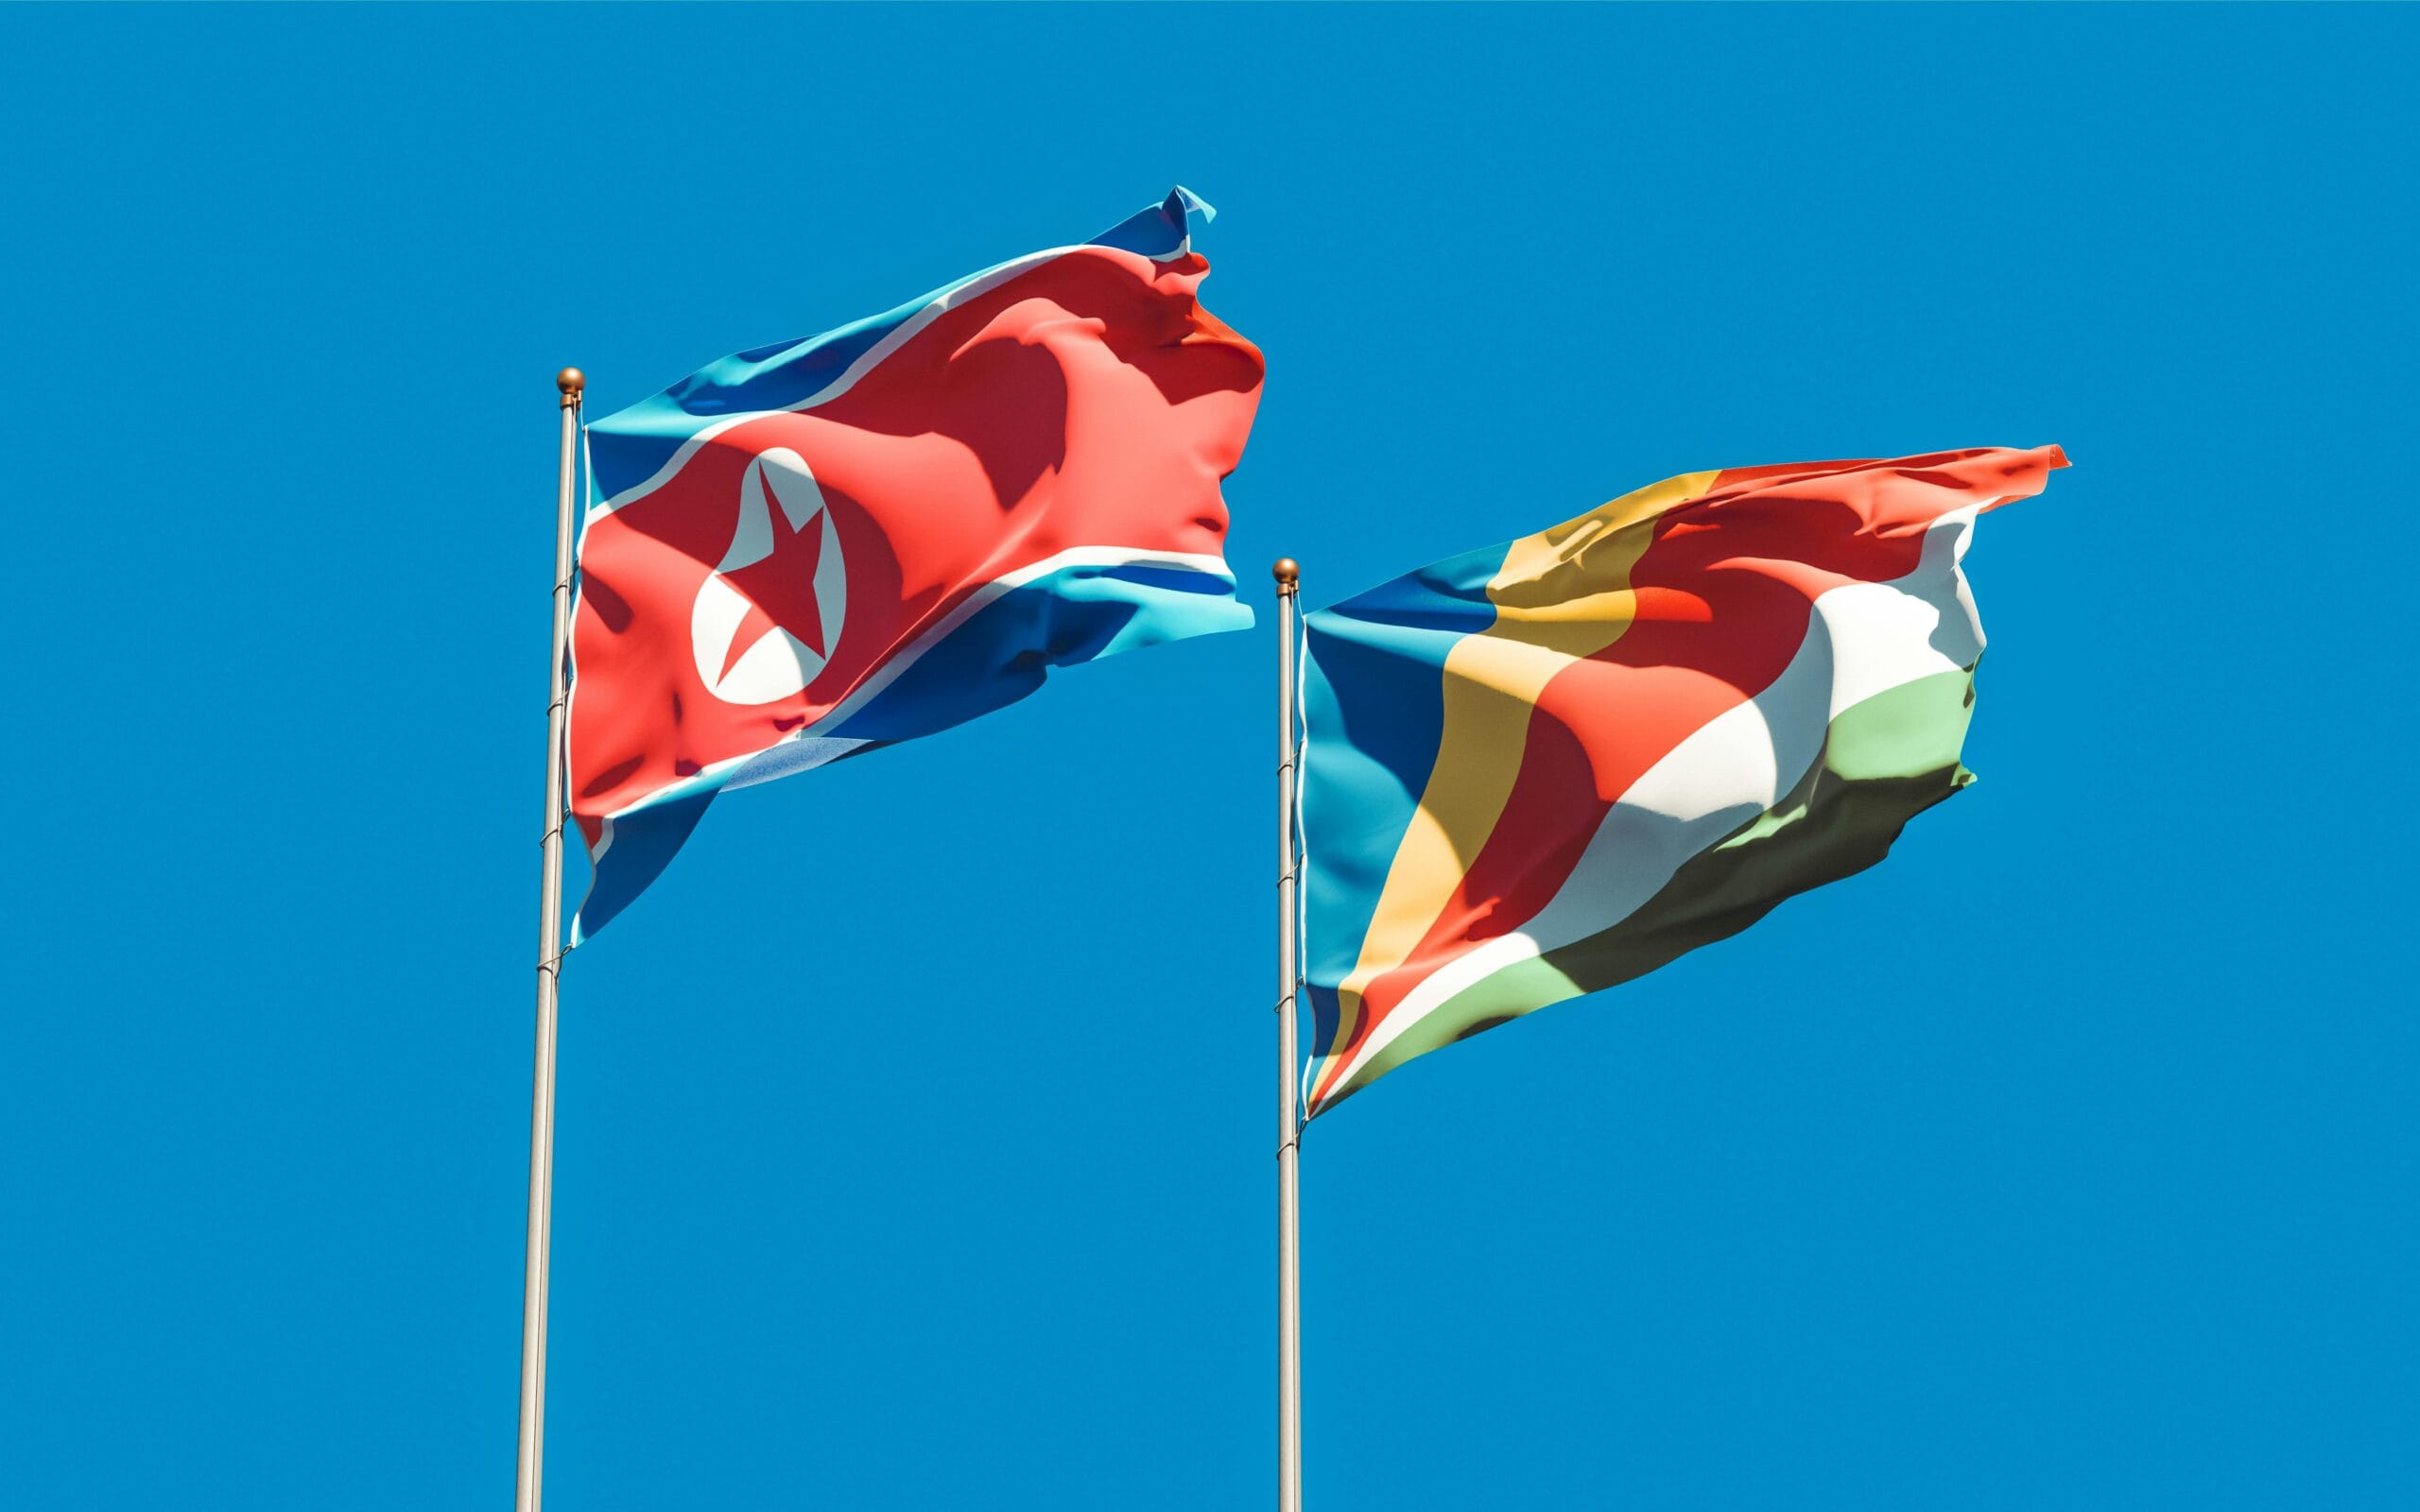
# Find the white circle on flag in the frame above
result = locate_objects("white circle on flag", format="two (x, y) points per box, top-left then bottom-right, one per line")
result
(689, 447), (848, 705)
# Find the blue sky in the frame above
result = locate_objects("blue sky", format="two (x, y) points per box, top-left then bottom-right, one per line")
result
(4, 5), (2413, 1508)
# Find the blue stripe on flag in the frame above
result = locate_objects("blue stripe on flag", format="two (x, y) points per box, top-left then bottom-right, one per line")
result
(1298, 550), (1506, 1056)
(829, 560), (1250, 743)
(568, 787), (716, 947)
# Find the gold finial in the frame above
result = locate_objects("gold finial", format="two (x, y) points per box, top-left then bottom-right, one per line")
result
(557, 367), (586, 408)
(1272, 557), (1300, 592)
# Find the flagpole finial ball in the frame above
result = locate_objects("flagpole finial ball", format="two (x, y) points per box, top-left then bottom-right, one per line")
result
(1272, 558), (1300, 587)
(557, 368), (586, 397)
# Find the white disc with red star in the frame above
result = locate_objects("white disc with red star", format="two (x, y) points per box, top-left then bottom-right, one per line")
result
(688, 447), (848, 705)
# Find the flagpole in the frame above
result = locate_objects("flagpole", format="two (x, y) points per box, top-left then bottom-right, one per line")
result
(1273, 557), (1304, 1512)
(516, 367), (583, 1512)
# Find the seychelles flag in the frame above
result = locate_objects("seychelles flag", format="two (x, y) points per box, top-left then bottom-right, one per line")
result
(566, 189), (1262, 941)
(1299, 446), (2066, 1115)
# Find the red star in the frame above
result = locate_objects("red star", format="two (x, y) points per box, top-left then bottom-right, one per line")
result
(717, 496), (829, 682)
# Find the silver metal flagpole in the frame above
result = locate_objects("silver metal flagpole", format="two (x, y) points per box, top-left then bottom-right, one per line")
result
(1273, 557), (1304, 1512)
(516, 366), (583, 1512)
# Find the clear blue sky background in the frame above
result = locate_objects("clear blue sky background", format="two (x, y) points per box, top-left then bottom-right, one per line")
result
(5, 6), (2413, 1508)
